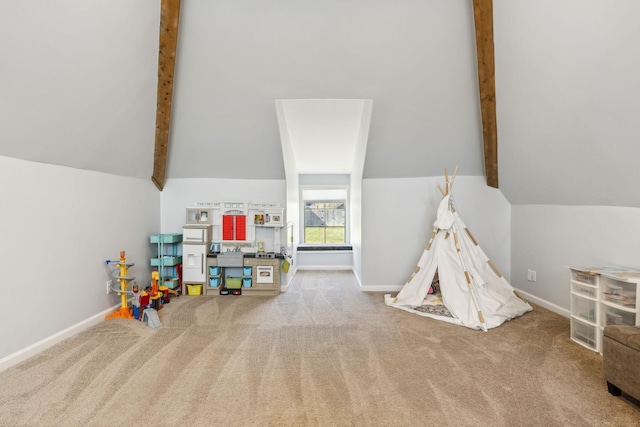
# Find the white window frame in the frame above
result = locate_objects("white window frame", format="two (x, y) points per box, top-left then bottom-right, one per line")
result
(300, 186), (349, 245)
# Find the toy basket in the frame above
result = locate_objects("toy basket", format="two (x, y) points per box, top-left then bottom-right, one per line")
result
(225, 277), (242, 290)
(186, 284), (202, 296)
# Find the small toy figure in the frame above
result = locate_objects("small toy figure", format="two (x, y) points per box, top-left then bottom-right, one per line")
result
(131, 285), (141, 319)
(151, 270), (160, 294)
(149, 270), (164, 310)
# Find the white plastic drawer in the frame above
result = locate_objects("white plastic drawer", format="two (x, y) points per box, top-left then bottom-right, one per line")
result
(602, 305), (636, 327)
(571, 295), (597, 323)
(571, 318), (598, 351)
(571, 281), (597, 299)
(601, 278), (637, 310)
(570, 270), (597, 286)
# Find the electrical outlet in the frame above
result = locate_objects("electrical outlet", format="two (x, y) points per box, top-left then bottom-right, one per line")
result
(106, 280), (113, 294)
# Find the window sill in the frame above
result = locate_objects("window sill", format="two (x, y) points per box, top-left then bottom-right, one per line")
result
(297, 245), (352, 251)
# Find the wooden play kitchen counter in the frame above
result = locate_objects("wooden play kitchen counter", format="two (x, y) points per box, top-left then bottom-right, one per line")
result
(204, 253), (283, 296)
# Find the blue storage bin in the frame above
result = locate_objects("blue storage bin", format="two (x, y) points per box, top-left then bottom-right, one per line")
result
(243, 278), (252, 288)
(209, 266), (220, 275)
(243, 266), (252, 276)
(209, 277), (220, 287)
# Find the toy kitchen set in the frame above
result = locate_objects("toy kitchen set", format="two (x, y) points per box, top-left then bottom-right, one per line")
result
(181, 201), (286, 297)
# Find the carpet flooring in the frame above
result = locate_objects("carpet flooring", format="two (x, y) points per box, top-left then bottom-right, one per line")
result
(1, 270), (639, 426)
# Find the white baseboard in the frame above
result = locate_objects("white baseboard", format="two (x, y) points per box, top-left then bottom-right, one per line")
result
(0, 304), (119, 373)
(296, 265), (353, 271)
(515, 289), (570, 318)
(352, 269), (363, 288)
(359, 285), (403, 292)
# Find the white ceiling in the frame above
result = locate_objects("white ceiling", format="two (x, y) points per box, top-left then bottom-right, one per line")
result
(278, 99), (366, 174)
(3, 1), (640, 207)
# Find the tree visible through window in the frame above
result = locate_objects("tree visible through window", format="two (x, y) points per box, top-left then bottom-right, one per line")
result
(304, 201), (345, 244)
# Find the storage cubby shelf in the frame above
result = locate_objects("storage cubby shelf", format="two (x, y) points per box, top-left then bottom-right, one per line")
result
(150, 234), (183, 291)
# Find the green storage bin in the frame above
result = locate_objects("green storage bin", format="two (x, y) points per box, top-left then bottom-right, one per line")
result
(226, 277), (242, 289)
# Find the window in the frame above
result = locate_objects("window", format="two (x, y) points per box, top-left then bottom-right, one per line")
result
(301, 188), (347, 244)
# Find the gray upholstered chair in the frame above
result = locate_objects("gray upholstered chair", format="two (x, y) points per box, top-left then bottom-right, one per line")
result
(602, 325), (640, 400)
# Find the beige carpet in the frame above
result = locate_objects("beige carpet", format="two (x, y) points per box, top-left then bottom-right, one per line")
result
(1, 270), (639, 426)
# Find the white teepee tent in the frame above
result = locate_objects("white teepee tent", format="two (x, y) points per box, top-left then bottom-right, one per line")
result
(385, 168), (532, 331)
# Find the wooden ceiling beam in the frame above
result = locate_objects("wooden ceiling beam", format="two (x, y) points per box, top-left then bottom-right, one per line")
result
(472, 0), (499, 188)
(152, 0), (181, 191)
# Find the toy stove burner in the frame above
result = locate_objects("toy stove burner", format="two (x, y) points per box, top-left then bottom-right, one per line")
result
(256, 252), (276, 259)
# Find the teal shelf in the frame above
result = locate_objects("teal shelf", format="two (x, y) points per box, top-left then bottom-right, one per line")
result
(161, 278), (180, 290)
(150, 233), (183, 244)
(151, 256), (182, 267)
(150, 233), (183, 291)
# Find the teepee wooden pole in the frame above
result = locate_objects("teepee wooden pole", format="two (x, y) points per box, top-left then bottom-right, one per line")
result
(450, 165), (459, 190)
(453, 232), (461, 252)
(438, 185), (446, 197)
(465, 228), (478, 246)
(488, 260), (503, 278)
(455, 227), (488, 331)
(445, 168), (450, 194)
(426, 229), (438, 251)
(407, 266), (421, 283)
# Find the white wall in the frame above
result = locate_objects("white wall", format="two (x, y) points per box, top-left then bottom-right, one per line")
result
(159, 178), (287, 233)
(350, 178), (363, 284)
(361, 176), (511, 291)
(13, 166), (635, 366)
(161, 176), (513, 294)
(350, 101), (372, 286)
(0, 156), (159, 364)
(277, 99), (301, 282)
(296, 251), (353, 270)
(511, 205), (640, 314)
(284, 176), (299, 284)
(10, 165), (631, 368)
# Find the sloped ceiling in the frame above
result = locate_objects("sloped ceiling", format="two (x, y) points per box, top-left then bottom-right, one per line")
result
(3, 1), (640, 207)
(167, 0), (484, 180)
(1, 1), (159, 178)
(495, 1), (640, 207)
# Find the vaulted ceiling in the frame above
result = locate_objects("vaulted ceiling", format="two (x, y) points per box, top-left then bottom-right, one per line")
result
(3, 1), (640, 207)
(166, 0), (486, 182)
